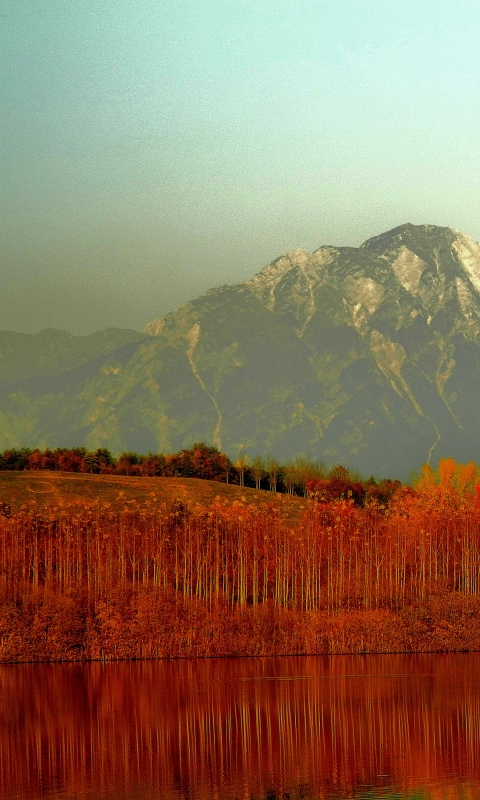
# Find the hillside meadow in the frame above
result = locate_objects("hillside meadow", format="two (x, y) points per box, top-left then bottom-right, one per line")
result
(0, 470), (306, 519)
(1, 458), (480, 662)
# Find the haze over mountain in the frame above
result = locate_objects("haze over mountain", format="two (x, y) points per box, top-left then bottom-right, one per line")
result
(2, 223), (480, 480)
(0, 328), (147, 387)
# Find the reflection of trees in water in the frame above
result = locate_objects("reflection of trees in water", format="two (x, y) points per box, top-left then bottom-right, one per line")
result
(0, 655), (479, 800)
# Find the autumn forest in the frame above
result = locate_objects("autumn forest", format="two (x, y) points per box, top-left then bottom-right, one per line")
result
(1, 444), (480, 661)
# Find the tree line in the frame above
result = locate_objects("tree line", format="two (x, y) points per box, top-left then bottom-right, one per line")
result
(0, 443), (402, 505)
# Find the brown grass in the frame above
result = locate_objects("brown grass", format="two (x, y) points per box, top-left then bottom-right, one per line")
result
(0, 470), (306, 520)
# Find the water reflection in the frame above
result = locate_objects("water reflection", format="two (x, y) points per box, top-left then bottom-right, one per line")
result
(1, 654), (479, 799)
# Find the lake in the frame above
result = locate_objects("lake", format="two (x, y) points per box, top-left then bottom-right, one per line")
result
(1, 654), (479, 799)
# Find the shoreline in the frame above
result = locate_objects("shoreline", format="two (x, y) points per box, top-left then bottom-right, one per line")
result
(2, 594), (480, 663)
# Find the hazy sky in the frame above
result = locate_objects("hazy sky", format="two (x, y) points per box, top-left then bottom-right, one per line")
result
(3, 0), (480, 335)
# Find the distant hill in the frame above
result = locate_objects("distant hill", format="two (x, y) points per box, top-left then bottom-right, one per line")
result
(0, 470), (306, 520)
(0, 327), (148, 386)
(2, 223), (480, 479)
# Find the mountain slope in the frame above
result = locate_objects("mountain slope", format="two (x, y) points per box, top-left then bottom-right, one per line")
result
(2, 224), (480, 479)
(142, 223), (480, 475)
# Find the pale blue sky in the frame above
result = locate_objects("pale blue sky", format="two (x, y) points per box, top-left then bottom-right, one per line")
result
(2, 0), (480, 333)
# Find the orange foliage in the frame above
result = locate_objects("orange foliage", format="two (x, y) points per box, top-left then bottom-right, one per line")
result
(414, 457), (478, 508)
(1, 458), (480, 661)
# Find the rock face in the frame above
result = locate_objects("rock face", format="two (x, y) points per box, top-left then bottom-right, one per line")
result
(2, 223), (480, 479)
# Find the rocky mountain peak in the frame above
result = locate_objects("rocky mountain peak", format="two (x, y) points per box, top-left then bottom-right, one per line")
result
(240, 224), (480, 341)
(356, 224), (480, 303)
(245, 247), (334, 326)
(360, 222), (457, 253)
(144, 223), (480, 344)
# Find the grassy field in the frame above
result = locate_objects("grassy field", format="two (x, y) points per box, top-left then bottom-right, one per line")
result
(0, 470), (307, 520)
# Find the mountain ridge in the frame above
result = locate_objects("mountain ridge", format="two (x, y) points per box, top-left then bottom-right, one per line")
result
(2, 223), (480, 479)
(0, 327), (149, 387)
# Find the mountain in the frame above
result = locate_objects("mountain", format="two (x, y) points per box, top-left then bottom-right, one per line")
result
(0, 328), (148, 386)
(2, 223), (480, 479)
